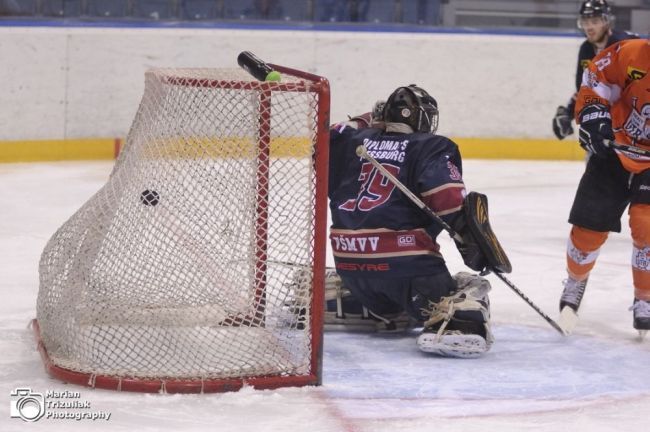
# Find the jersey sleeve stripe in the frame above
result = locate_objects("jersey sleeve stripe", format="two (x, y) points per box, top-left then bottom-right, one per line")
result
(421, 182), (465, 197)
(421, 183), (465, 215)
(436, 205), (463, 217)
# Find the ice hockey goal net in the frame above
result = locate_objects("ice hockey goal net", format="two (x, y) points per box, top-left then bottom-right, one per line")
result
(33, 63), (330, 393)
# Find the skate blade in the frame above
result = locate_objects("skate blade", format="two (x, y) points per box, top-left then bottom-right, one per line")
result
(324, 314), (411, 333)
(559, 306), (579, 335)
(417, 333), (488, 358)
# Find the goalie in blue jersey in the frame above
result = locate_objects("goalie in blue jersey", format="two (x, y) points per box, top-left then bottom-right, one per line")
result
(325, 84), (508, 358)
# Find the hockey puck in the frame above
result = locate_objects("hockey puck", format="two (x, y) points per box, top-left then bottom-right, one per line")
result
(140, 189), (160, 206)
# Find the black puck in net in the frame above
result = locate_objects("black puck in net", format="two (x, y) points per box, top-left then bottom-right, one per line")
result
(140, 189), (160, 206)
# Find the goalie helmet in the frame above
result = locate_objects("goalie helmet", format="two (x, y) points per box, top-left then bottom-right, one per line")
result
(383, 85), (439, 134)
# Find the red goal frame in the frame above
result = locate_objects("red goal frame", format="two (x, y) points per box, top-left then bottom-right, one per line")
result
(32, 64), (330, 394)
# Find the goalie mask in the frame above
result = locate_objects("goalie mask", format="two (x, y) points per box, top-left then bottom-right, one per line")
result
(383, 85), (439, 134)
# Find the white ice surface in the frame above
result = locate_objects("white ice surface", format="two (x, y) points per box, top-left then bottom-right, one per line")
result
(1, 160), (649, 432)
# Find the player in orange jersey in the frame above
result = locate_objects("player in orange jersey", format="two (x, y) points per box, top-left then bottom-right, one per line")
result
(551, 0), (637, 140)
(559, 38), (650, 337)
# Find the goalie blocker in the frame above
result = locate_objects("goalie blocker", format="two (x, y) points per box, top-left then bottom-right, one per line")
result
(461, 192), (512, 274)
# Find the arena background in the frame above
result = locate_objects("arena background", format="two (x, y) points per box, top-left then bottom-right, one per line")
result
(1, 0), (648, 163)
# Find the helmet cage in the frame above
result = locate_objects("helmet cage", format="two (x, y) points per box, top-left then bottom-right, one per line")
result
(383, 85), (439, 134)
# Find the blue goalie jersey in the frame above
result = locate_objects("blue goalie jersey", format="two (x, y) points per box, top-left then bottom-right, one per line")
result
(328, 123), (467, 278)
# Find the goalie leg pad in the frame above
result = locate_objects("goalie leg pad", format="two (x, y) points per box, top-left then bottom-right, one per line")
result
(417, 272), (493, 358)
(417, 332), (488, 358)
(463, 192), (512, 273)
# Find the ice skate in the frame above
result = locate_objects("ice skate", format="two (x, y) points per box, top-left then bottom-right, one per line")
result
(417, 274), (493, 358)
(558, 277), (588, 334)
(629, 299), (650, 340)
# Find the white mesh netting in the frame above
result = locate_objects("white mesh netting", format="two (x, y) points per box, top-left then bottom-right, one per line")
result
(37, 68), (324, 384)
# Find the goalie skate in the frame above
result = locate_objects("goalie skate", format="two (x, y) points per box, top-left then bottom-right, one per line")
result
(324, 307), (412, 332)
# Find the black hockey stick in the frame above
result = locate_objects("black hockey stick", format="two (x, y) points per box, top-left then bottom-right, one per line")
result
(355, 145), (566, 336)
(237, 51), (281, 82)
(607, 141), (650, 157)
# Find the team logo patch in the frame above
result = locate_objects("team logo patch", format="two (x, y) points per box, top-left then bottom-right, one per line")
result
(447, 161), (461, 181)
(622, 98), (650, 141)
(397, 234), (416, 247)
(627, 66), (647, 81)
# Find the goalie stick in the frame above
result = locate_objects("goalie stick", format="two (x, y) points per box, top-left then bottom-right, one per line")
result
(355, 145), (567, 336)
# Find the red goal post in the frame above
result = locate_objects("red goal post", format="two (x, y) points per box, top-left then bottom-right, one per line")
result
(33, 61), (330, 393)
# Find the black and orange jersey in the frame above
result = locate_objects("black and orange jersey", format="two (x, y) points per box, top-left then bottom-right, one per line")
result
(574, 30), (637, 91)
(575, 39), (650, 173)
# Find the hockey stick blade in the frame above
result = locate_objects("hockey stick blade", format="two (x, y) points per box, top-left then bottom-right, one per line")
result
(355, 145), (566, 336)
(559, 306), (579, 335)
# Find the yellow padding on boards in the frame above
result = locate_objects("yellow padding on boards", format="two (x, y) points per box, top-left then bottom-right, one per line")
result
(0, 137), (311, 162)
(0, 137), (586, 162)
(141, 136), (311, 159)
(0, 139), (118, 163)
(455, 138), (585, 161)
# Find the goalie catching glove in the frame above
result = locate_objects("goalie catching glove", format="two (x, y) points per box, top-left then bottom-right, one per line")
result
(452, 192), (512, 274)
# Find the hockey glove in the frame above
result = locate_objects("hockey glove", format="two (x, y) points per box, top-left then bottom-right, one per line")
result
(552, 105), (574, 140)
(451, 216), (488, 273)
(372, 100), (386, 122)
(577, 104), (614, 158)
(456, 238), (488, 273)
(347, 112), (372, 129)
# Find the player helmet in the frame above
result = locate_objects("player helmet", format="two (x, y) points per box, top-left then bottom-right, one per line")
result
(578, 0), (613, 28)
(383, 85), (439, 133)
(579, 0), (611, 18)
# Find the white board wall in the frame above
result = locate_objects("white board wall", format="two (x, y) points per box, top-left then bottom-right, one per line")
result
(0, 26), (581, 140)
